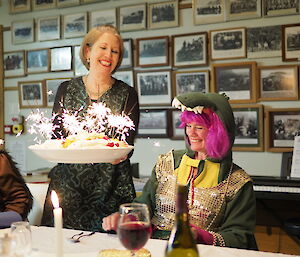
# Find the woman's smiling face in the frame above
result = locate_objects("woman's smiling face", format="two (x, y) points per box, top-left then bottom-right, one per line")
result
(186, 122), (208, 154)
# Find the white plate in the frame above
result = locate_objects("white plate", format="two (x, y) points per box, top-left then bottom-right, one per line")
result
(28, 145), (134, 164)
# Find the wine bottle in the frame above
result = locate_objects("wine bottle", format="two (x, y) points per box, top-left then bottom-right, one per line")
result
(165, 184), (199, 257)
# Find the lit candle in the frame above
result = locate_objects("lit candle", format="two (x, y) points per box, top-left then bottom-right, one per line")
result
(51, 190), (63, 257)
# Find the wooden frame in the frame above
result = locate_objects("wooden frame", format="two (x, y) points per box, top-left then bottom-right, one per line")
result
(258, 65), (299, 101)
(172, 70), (209, 97)
(18, 80), (45, 109)
(172, 32), (208, 68)
(9, 0), (31, 13)
(211, 62), (257, 104)
(232, 104), (264, 151)
(265, 107), (300, 152)
(45, 78), (70, 107)
(32, 0), (56, 11)
(73, 45), (88, 76)
(89, 9), (117, 28)
(26, 48), (50, 74)
(37, 16), (60, 42)
(137, 108), (169, 138)
(63, 12), (87, 39)
(282, 23), (300, 62)
(136, 70), (172, 106)
(225, 0), (261, 21)
(136, 36), (169, 67)
(148, 1), (179, 30)
(170, 109), (185, 140)
(113, 70), (134, 87)
(263, 0), (299, 17)
(193, 0), (225, 25)
(247, 25), (282, 59)
(50, 46), (72, 72)
(0, 25), (4, 146)
(11, 19), (34, 45)
(118, 3), (147, 32)
(57, 0), (80, 7)
(4, 50), (26, 78)
(210, 27), (246, 61)
(119, 39), (133, 69)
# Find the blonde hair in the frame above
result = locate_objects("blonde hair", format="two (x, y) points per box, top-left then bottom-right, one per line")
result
(79, 25), (124, 74)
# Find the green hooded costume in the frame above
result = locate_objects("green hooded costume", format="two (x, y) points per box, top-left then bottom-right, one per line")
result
(134, 92), (257, 250)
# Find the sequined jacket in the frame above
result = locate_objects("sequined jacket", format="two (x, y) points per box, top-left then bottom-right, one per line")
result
(134, 149), (257, 250)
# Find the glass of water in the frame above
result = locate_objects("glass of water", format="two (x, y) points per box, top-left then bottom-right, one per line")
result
(10, 221), (32, 257)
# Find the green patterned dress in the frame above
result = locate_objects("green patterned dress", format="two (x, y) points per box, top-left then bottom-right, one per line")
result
(41, 77), (139, 232)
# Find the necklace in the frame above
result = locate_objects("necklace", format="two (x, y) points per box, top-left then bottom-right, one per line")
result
(83, 74), (113, 100)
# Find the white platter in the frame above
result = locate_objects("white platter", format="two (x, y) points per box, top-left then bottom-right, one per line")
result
(28, 145), (134, 164)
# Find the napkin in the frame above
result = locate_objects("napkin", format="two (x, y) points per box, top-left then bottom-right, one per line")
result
(99, 248), (151, 257)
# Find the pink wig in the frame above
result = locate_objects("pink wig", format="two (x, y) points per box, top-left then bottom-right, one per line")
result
(180, 109), (230, 159)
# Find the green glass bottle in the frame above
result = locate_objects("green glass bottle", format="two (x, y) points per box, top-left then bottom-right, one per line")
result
(165, 184), (199, 257)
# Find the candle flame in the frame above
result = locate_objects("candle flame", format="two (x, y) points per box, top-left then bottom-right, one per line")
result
(51, 190), (60, 209)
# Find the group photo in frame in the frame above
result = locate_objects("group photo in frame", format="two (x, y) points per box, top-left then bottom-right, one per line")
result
(148, 0), (179, 29)
(73, 45), (88, 77)
(170, 109), (185, 140)
(211, 62), (257, 103)
(136, 70), (172, 106)
(210, 27), (246, 60)
(172, 32), (208, 68)
(232, 104), (264, 151)
(26, 48), (50, 74)
(45, 78), (70, 107)
(258, 65), (299, 101)
(193, 0), (225, 25)
(265, 107), (300, 152)
(32, 0), (56, 11)
(136, 36), (169, 67)
(18, 80), (45, 109)
(137, 109), (169, 138)
(118, 3), (147, 32)
(247, 25), (282, 58)
(11, 19), (34, 45)
(63, 12), (87, 39)
(119, 39), (133, 69)
(282, 23), (300, 62)
(113, 70), (134, 87)
(50, 46), (72, 72)
(172, 70), (210, 96)
(225, 0), (261, 21)
(37, 16), (60, 42)
(263, 0), (299, 17)
(89, 9), (117, 28)
(3, 50), (25, 78)
(9, 0), (31, 13)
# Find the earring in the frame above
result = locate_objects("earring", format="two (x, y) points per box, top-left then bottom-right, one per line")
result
(87, 58), (90, 64)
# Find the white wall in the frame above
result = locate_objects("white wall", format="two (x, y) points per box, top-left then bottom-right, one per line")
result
(1, 0), (300, 177)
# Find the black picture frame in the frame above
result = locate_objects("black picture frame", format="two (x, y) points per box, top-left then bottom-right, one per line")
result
(281, 152), (293, 177)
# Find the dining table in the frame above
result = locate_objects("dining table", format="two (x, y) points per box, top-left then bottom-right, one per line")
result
(0, 226), (299, 257)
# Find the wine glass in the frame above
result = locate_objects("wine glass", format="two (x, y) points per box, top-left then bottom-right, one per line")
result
(117, 203), (151, 256)
(10, 221), (32, 257)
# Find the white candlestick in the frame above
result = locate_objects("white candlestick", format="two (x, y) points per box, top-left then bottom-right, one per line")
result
(51, 191), (63, 257)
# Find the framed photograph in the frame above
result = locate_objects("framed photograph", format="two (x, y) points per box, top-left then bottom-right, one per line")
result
(3, 51), (26, 78)
(136, 36), (169, 67)
(282, 23), (300, 62)
(113, 70), (134, 87)
(263, 0), (299, 17)
(73, 45), (88, 77)
(265, 108), (300, 152)
(210, 27), (246, 60)
(173, 70), (209, 96)
(137, 109), (169, 138)
(11, 20), (34, 44)
(225, 0), (261, 21)
(211, 62), (257, 103)
(247, 25), (282, 58)
(172, 32), (208, 68)
(170, 109), (185, 140)
(118, 4), (147, 32)
(193, 0), (225, 25)
(258, 65), (299, 101)
(63, 12), (87, 39)
(50, 46), (72, 72)
(26, 48), (50, 74)
(18, 81), (45, 109)
(57, 0), (80, 7)
(32, 0), (56, 11)
(281, 151), (293, 177)
(45, 78), (70, 107)
(9, 0), (31, 13)
(148, 1), (179, 29)
(232, 104), (264, 151)
(37, 16), (60, 42)
(136, 70), (172, 106)
(89, 9), (117, 28)
(119, 39), (133, 69)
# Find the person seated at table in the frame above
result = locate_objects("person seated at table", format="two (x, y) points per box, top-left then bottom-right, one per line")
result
(103, 92), (258, 250)
(0, 149), (33, 228)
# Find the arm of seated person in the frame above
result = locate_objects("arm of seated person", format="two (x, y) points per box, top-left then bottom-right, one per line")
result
(102, 212), (120, 232)
(0, 211), (22, 228)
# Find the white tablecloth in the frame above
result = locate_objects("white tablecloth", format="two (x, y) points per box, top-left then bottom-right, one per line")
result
(1, 226), (298, 257)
